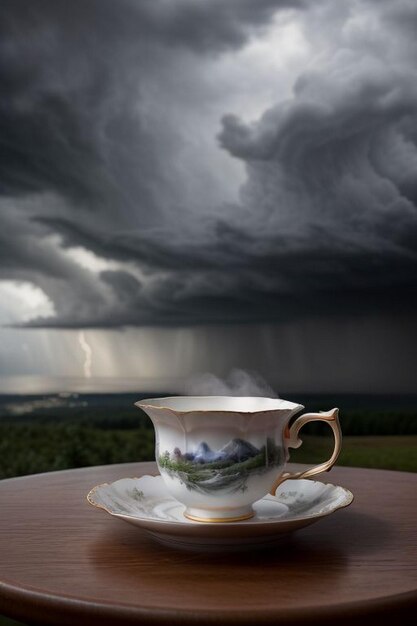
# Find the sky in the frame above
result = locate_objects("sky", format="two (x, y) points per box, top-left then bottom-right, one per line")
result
(1, 0), (416, 394)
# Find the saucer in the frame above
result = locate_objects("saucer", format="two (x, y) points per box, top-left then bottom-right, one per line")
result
(87, 475), (353, 551)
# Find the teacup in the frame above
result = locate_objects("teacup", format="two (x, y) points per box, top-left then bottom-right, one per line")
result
(135, 396), (342, 523)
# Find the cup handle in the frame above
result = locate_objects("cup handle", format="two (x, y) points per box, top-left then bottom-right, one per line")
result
(269, 408), (342, 495)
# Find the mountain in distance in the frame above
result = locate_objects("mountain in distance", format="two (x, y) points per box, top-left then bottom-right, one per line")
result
(186, 438), (260, 464)
(219, 438), (260, 462)
(189, 441), (222, 463)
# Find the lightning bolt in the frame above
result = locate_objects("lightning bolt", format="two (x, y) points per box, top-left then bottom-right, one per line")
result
(78, 331), (92, 378)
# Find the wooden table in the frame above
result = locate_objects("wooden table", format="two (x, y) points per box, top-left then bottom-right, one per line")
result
(0, 462), (416, 626)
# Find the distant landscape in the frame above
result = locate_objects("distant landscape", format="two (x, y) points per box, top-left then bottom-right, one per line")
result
(0, 392), (416, 480)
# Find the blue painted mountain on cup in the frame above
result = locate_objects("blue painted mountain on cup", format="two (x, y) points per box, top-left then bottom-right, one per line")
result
(158, 437), (282, 494)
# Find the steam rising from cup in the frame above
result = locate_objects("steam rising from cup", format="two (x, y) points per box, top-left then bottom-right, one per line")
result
(184, 368), (278, 398)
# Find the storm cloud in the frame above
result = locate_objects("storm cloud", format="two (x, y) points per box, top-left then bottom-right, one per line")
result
(1, 0), (417, 328)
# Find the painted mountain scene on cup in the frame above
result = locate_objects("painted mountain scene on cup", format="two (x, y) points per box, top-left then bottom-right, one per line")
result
(158, 437), (282, 494)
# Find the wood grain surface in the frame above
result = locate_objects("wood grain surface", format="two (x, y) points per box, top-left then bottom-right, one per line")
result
(0, 462), (416, 626)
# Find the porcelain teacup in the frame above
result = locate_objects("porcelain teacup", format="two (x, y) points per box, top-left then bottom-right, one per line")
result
(135, 396), (342, 523)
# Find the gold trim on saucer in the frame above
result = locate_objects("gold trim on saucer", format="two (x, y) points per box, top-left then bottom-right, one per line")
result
(184, 511), (255, 523)
(86, 482), (110, 511)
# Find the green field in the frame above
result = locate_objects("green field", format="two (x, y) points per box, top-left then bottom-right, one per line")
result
(289, 434), (417, 472)
(0, 414), (416, 480)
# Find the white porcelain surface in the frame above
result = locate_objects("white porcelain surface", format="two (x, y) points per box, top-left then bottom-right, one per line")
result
(135, 395), (341, 522)
(135, 395), (304, 520)
(137, 396), (302, 413)
(87, 474), (353, 551)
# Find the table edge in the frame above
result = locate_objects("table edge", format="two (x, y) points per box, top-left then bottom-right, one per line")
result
(1, 576), (416, 626)
(1, 462), (417, 488)
(0, 461), (158, 485)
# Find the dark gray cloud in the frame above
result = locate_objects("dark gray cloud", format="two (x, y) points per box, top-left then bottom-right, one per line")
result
(219, 61), (417, 289)
(1, 0), (300, 217)
(1, 0), (417, 328)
